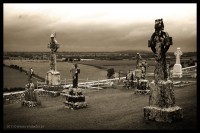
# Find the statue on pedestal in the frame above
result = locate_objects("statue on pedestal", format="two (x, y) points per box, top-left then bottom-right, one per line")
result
(70, 64), (80, 88)
(45, 33), (61, 86)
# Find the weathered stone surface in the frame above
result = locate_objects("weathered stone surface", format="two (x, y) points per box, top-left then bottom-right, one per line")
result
(45, 70), (61, 86)
(149, 80), (175, 108)
(137, 79), (150, 90)
(144, 106), (183, 123)
(21, 100), (41, 107)
(172, 64), (182, 78)
(135, 69), (142, 79)
(64, 88), (87, 110)
(135, 89), (150, 95)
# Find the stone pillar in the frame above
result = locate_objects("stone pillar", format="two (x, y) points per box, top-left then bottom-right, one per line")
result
(172, 48), (183, 78)
(50, 53), (57, 71)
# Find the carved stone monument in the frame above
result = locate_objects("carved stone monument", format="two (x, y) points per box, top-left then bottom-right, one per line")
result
(64, 88), (87, 110)
(45, 33), (61, 86)
(144, 19), (183, 123)
(172, 47), (183, 78)
(135, 54), (150, 94)
(64, 65), (87, 110)
(21, 69), (41, 107)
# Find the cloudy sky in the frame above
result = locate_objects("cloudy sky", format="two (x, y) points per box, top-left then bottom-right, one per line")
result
(3, 3), (196, 52)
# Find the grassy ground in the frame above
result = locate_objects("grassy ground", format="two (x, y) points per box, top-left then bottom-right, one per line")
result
(3, 82), (197, 130)
(3, 67), (38, 88)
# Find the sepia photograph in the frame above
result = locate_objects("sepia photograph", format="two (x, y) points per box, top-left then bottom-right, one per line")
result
(3, 3), (197, 130)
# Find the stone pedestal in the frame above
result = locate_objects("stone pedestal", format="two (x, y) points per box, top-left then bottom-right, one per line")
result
(45, 70), (61, 86)
(172, 64), (182, 78)
(135, 69), (142, 79)
(144, 80), (183, 122)
(64, 88), (87, 110)
(144, 106), (183, 123)
(21, 83), (41, 107)
(135, 79), (150, 94)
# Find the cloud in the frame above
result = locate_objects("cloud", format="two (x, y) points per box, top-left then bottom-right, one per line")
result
(3, 4), (197, 52)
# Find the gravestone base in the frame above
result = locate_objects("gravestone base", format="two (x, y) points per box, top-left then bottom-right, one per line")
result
(172, 64), (182, 78)
(135, 89), (150, 95)
(21, 100), (41, 107)
(64, 88), (87, 110)
(123, 80), (137, 89)
(135, 79), (150, 95)
(135, 69), (142, 79)
(42, 85), (63, 97)
(45, 70), (61, 86)
(144, 106), (183, 123)
(144, 79), (183, 123)
(64, 101), (87, 110)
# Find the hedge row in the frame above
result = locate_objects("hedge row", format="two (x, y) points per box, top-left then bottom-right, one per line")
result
(4, 87), (25, 92)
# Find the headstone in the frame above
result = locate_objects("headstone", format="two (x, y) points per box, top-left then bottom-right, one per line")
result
(135, 59), (150, 94)
(64, 87), (87, 110)
(145, 19), (183, 123)
(172, 47), (183, 78)
(21, 80), (41, 107)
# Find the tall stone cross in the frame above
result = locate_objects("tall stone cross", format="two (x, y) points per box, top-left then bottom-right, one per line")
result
(174, 47), (182, 64)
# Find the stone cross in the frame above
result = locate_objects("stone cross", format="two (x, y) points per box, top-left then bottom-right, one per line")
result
(136, 53), (141, 69)
(174, 47), (182, 64)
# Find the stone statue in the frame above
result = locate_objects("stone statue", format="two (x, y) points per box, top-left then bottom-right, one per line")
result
(148, 18), (172, 82)
(48, 33), (59, 53)
(70, 64), (80, 88)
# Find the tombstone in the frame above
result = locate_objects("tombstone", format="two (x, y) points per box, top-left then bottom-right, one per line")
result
(135, 59), (150, 94)
(43, 33), (63, 94)
(21, 80), (41, 107)
(144, 19), (183, 123)
(64, 88), (87, 110)
(64, 66), (87, 110)
(45, 33), (61, 86)
(172, 47), (183, 78)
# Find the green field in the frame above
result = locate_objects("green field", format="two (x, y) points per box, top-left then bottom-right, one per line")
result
(3, 59), (157, 88)
(3, 66), (38, 88)
(3, 60), (108, 86)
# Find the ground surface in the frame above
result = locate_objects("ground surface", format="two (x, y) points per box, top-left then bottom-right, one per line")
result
(3, 83), (197, 130)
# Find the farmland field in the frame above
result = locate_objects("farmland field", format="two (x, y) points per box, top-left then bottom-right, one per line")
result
(3, 66), (38, 88)
(3, 59), (156, 88)
(3, 60), (108, 85)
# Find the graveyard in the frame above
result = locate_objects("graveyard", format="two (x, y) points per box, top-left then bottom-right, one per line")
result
(3, 19), (197, 130)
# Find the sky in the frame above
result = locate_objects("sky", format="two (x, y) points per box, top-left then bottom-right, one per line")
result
(3, 3), (197, 52)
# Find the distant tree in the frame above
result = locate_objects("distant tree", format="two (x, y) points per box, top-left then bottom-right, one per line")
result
(107, 68), (115, 79)
(188, 58), (195, 66)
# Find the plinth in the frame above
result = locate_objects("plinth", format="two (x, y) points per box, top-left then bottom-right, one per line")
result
(172, 64), (182, 78)
(64, 88), (87, 110)
(135, 79), (150, 95)
(45, 70), (61, 86)
(144, 80), (183, 123)
(21, 83), (41, 107)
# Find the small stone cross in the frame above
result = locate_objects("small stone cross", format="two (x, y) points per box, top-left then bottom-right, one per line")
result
(174, 47), (182, 64)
